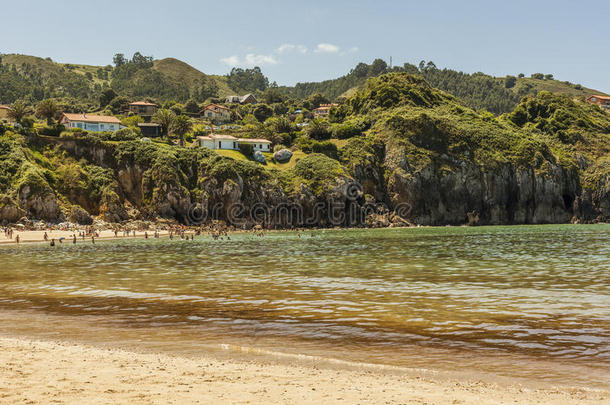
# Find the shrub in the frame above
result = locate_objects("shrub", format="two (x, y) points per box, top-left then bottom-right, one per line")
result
(38, 124), (65, 137)
(238, 142), (254, 157)
(306, 119), (331, 140)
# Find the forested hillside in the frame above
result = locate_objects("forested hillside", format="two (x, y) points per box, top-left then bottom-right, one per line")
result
(0, 53), (606, 116)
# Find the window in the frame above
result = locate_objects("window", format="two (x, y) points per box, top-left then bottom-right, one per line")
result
(218, 141), (222, 148)
(233, 142), (236, 149)
(100, 124), (105, 130)
(259, 144), (262, 149)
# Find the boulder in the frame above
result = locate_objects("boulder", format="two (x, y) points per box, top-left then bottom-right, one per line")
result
(253, 151), (266, 164)
(68, 206), (93, 225)
(0, 196), (26, 224)
(273, 149), (293, 163)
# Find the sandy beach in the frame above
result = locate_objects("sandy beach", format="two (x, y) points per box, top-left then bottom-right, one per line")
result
(0, 229), (171, 244)
(0, 337), (607, 405)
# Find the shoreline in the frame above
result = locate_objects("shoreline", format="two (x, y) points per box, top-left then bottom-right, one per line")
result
(2, 222), (608, 246)
(1, 336), (607, 405)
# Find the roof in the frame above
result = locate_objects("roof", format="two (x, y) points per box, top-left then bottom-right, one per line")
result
(0, 105), (11, 110)
(61, 113), (121, 124)
(240, 94), (256, 102)
(238, 138), (271, 143)
(197, 136), (213, 141)
(137, 123), (161, 127)
(588, 95), (610, 101)
(129, 101), (157, 106)
(314, 103), (339, 111)
(210, 134), (237, 140)
(202, 104), (230, 111)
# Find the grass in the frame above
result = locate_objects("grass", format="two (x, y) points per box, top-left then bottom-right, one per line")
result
(210, 149), (306, 170)
(152, 58), (235, 98)
(329, 139), (350, 149)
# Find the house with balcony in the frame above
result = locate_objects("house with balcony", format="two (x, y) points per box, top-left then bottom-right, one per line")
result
(59, 113), (122, 132)
(201, 104), (231, 123)
(312, 103), (339, 118)
(127, 101), (158, 117)
(586, 95), (610, 110)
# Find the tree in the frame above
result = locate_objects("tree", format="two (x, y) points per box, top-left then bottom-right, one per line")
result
(369, 59), (388, 76)
(518, 73), (525, 78)
(253, 104), (273, 122)
(99, 88), (118, 107)
(531, 73), (544, 80)
(226, 66), (269, 92)
(113, 53), (127, 67)
(152, 109), (176, 138)
(8, 101), (31, 124)
(36, 99), (60, 125)
(504, 76), (517, 89)
(108, 96), (130, 114)
(544, 74), (554, 80)
(306, 119), (331, 140)
(171, 115), (193, 146)
(184, 99), (200, 114)
(263, 88), (285, 104)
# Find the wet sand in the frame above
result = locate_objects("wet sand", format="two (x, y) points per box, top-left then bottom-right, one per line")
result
(1, 337), (607, 405)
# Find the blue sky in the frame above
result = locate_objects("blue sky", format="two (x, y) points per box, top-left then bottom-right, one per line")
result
(1, 0), (609, 91)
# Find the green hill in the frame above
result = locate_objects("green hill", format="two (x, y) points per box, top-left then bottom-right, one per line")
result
(152, 58), (234, 98)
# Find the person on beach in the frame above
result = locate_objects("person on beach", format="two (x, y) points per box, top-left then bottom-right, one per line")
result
(72, 234), (76, 244)
(144, 231), (148, 239)
(50, 238), (55, 247)
(15, 235), (20, 244)
(44, 232), (48, 241)
(91, 236), (95, 244)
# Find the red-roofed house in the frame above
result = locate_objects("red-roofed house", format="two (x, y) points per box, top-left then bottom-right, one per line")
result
(128, 101), (158, 116)
(201, 104), (231, 123)
(0, 105), (12, 122)
(312, 103), (339, 118)
(59, 113), (122, 132)
(586, 95), (610, 110)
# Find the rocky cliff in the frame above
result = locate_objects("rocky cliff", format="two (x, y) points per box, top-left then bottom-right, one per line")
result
(1, 73), (608, 227)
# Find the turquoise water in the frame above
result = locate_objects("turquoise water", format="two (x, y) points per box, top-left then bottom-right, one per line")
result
(1, 225), (609, 385)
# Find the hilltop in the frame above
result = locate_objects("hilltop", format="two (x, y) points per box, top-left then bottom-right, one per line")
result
(2, 53), (607, 116)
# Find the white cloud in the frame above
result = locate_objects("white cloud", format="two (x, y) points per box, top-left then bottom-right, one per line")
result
(314, 43), (340, 53)
(220, 54), (278, 67)
(277, 43), (308, 54)
(220, 55), (240, 66)
(245, 53), (278, 66)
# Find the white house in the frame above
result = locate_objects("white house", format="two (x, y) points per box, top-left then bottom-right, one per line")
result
(197, 134), (271, 152)
(237, 138), (272, 152)
(59, 113), (122, 132)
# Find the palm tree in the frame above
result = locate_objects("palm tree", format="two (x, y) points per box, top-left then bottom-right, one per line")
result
(152, 109), (176, 139)
(172, 115), (193, 146)
(8, 101), (31, 125)
(36, 99), (60, 125)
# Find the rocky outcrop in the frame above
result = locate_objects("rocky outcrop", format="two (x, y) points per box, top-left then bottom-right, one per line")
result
(253, 151), (266, 164)
(18, 186), (63, 222)
(68, 206), (93, 225)
(385, 155), (581, 225)
(0, 196), (26, 224)
(273, 149), (293, 163)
